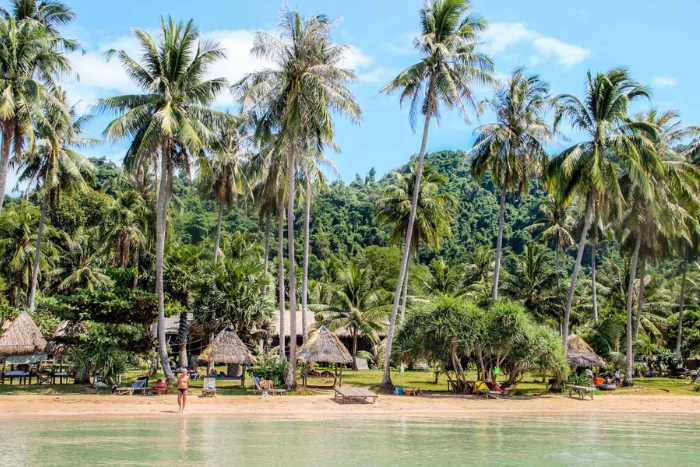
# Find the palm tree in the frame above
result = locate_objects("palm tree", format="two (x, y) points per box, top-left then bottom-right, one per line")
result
(464, 245), (494, 285)
(97, 17), (229, 381)
(236, 8), (361, 388)
(378, 0), (493, 388)
(425, 257), (461, 295)
(376, 163), (456, 319)
(312, 263), (389, 369)
(0, 15), (72, 218)
(102, 189), (147, 268)
(1, 0), (78, 52)
(16, 92), (96, 312)
(546, 68), (657, 347)
(197, 115), (250, 263)
(54, 226), (112, 292)
(471, 68), (553, 300)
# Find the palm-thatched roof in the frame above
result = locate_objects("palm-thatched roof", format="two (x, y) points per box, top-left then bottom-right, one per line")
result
(0, 312), (47, 357)
(269, 309), (316, 337)
(45, 321), (87, 357)
(567, 334), (605, 368)
(296, 326), (353, 364)
(197, 327), (255, 365)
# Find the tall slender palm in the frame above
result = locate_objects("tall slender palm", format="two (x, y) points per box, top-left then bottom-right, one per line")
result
(197, 115), (250, 263)
(376, 163), (456, 320)
(17, 92), (96, 312)
(97, 17), (229, 381)
(0, 15), (71, 218)
(1, 0), (78, 52)
(54, 226), (112, 292)
(525, 194), (575, 284)
(471, 68), (553, 300)
(378, 0), (492, 388)
(236, 8), (361, 388)
(102, 189), (147, 268)
(546, 68), (657, 347)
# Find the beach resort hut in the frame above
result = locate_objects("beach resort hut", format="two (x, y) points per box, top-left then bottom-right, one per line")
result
(45, 321), (87, 358)
(566, 335), (605, 368)
(0, 312), (48, 385)
(197, 327), (255, 386)
(296, 325), (353, 387)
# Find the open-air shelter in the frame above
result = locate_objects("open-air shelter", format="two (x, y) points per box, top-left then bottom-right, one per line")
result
(297, 325), (353, 388)
(198, 327), (255, 386)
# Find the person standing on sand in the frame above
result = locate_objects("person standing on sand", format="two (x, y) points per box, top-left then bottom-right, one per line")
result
(177, 368), (189, 413)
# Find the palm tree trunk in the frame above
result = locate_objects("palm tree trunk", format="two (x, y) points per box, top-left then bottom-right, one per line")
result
(635, 255), (647, 336)
(156, 142), (174, 382)
(676, 251), (688, 360)
(555, 245), (561, 288)
(27, 195), (48, 312)
(624, 233), (641, 386)
(24, 171), (37, 201)
(352, 326), (358, 371)
(563, 197), (593, 345)
(0, 127), (11, 219)
(301, 176), (311, 343)
(591, 237), (598, 323)
(399, 260), (410, 374)
(492, 181), (507, 300)
(381, 80), (434, 390)
(178, 312), (190, 367)
(132, 247), (139, 289)
(263, 213), (271, 294)
(277, 200), (286, 358)
(286, 147), (298, 389)
(213, 203), (223, 263)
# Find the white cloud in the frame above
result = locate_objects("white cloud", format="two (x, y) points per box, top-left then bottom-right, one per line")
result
(482, 22), (591, 68)
(652, 76), (678, 88)
(358, 66), (397, 84)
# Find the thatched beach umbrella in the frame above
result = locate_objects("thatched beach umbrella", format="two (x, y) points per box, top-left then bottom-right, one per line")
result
(0, 311), (47, 357)
(45, 321), (87, 358)
(566, 334), (605, 368)
(198, 327), (255, 386)
(297, 326), (353, 387)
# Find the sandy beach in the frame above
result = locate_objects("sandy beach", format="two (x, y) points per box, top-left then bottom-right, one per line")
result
(1, 391), (699, 419)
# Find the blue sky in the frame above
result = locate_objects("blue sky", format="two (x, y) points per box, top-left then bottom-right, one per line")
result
(8, 0), (700, 191)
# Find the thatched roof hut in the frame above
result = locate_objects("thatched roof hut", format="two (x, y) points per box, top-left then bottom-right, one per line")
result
(0, 312), (47, 357)
(269, 309), (316, 337)
(197, 327), (255, 365)
(567, 334), (605, 368)
(297, 326), (353, 364)
(45, 321), (87, 357)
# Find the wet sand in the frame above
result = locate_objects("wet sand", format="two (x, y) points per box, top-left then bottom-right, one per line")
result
(1, 391), (698, 419)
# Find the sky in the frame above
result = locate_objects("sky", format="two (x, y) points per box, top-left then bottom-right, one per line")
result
(6, 0), (700, 192)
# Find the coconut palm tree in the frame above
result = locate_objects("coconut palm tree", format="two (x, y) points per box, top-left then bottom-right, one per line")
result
(97, 17), (229, 381)
(16, 92), (96, 312)
(376, 163), (457, 319)
(54, 226), (112, 292)
(312, 263), (390, 369)
(546, 68), (657, 347)
(197, 115), (250, 263)
(1, 0), (78, 52)
(0, 15), (72, 218)
(235, 8), (361, 388)
(471, 68), (553, 300)
(101, 189), (147, 268)
(378, 0), (493, 388)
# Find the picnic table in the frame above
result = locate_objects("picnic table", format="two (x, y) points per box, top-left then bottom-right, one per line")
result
(333, 387), (378, 404)
(1, 371), (32, 385)
(567, 384), (596, 400)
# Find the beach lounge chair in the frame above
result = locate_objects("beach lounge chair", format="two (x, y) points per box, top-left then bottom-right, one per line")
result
(247, 376), (286, 395)
(566, 384), (596, 400)
(201, 377), (216, 397)
(144, 381), (169, 396)
(334, 387), (378, 404)
(115, 376), (148, 395)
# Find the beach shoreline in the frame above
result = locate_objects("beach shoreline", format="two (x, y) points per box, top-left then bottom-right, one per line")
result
(1, 392), (698, 420)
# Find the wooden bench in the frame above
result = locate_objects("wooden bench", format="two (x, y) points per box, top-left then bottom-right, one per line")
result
(333, 387), (378, 404)
(567, 385), (596, 400)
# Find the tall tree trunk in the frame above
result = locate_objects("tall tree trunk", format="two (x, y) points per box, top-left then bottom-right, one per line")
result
(635, 255), (647, 336)
(263, 213), (271, 294)
(277, 200), (286, 358)
(591, 237), (598, 323)
(132, 247), (140, 289)
(676, 252), (688, 360)
(351, 326), (358, 371)
(492, 181), (507, 300)
(0, 127), (11, 219)
(399, 260), (410, 374)
(178, 312), (190, 367)
(27, 195), (48, 312)
(624, 233), (641, 387)
(286, 147), (298, 390)
(381, 79), (434, 390)
(213, 203), (223, 263)
(562, 198), (593, 345)
(301, 176), (311, 343)
(156, 142), (174, 382)
(555, 245), (560, 288)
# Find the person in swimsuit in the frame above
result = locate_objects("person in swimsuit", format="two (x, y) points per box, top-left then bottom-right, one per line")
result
(177, 368), (189, 413)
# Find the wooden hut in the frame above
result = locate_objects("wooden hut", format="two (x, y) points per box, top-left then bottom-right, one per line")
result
(566, 335), (605, 368)
(0, 311), (47, 356)
(197, 327), (255, 386)
(45, 321), (87, 358)
(296, 325), (353, 387)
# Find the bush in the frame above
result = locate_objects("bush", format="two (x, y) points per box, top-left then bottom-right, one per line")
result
(248, 354), (289, 386)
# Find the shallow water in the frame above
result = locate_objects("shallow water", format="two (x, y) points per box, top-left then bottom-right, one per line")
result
(0, 415), (697, 466)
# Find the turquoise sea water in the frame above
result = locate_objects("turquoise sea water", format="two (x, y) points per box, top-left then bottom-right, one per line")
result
(0, 415), (697, 466)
